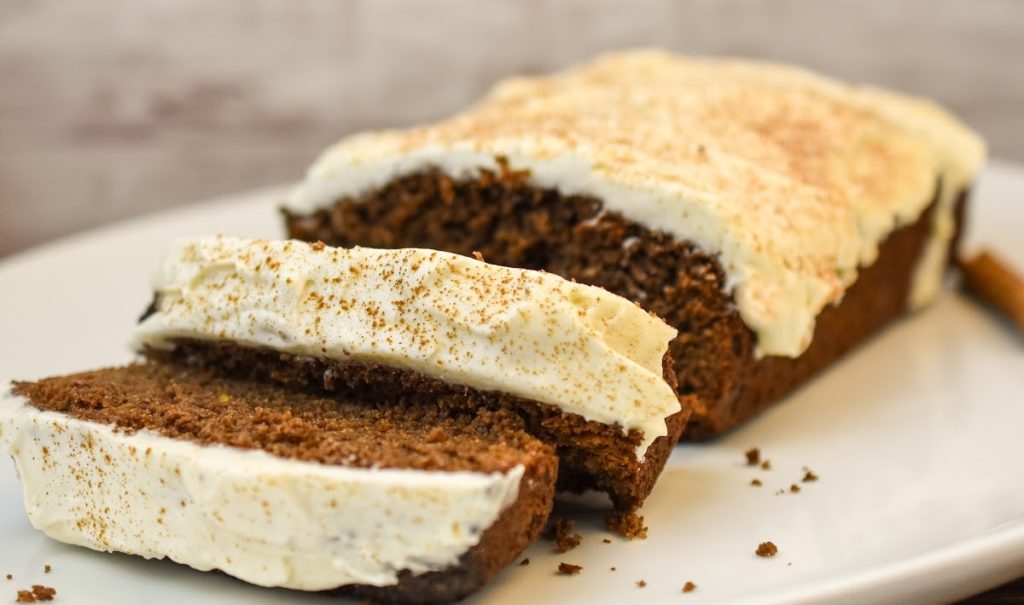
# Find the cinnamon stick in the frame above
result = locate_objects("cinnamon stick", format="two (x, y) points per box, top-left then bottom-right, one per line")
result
(960, 249), (1024, 334)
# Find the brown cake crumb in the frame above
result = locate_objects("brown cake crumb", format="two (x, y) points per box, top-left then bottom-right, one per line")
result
(610, 567), (617, 572)
(802, 468), (819, 482)
(15, 585), (56, 603)
(756, 541), (779, 557)
(750, 478), (762, 487)
(424, 426), (448, 443)
(547, 518), (582, 553)
(605, 511), (648, 539)
(761, 459), (772, 470)
(602, 538), (612, 544)
(636, 580), (647, 588)
(683, 581), (697, 593)
(519, 558), (530, 566)
(43, 565), (51, 574)
(790, 484), (801, 493)
(557, 563), (582, 575)
(744, 447), (760, 465)
(32, 586), (56, 602)
(471, 250), (485, 261)
(6, 574), (11, 580)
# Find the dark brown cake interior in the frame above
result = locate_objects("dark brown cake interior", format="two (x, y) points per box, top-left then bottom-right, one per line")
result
(284, 166), (963, 438)
(142, 339), (688, 514)
(13, 363), (552, 474)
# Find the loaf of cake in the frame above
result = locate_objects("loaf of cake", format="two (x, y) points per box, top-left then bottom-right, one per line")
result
(282, 49), (986, 437)
(133, 236), (686, 511)
(2, 364), (555, 604)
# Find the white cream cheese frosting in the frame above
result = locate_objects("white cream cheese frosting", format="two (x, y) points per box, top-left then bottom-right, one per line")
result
(283, 49), (985, 357)
(0, 389), (523, 590)
(132, 236), (681, 456)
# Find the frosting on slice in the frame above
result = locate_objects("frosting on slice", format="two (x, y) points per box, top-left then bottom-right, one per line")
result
(132, 236), (681, 456)
(0, 390), (523, 590)
(283, 49), (985, 357)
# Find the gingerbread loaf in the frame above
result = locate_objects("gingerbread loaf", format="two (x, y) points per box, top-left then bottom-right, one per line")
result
(282, 50), (986, 437)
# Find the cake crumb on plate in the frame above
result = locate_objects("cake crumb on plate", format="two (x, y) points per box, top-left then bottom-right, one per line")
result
(756, 541), (779, 557)
(605, 511), (648, 539)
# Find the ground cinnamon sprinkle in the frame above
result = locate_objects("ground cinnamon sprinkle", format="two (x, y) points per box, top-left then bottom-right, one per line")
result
(751, 478), (762, 487)
(519, 558), (530, 566)
(790, 484), (801, 493)
(761, 459), (772, 470)
(602, 538), (612, 544)
(744, 447), (760, 465)
(756, 541), (779, 557)
(636, 579), (647, 588)
(683, 581), (697, 593)
(43, 565), (51, 574)
(5, 574), (11, 580)
(802, 468), (819, 482)
(557, 562), (582, 575)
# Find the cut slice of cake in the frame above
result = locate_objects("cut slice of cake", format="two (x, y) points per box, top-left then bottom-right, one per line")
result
(1, 363), (555, 604)
(281, 49), (986, 438)
(132, 236), (687, 513)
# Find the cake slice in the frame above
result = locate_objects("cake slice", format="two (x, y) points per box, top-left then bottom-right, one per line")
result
(132, 236), (687, 513)
(281, 49), (986, 438)
(1, 363), (555, 604)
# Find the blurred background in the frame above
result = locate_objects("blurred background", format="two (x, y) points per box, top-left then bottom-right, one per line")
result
(1, 0), (1022, 258)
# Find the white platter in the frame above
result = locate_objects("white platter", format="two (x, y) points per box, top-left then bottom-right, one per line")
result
(1, 162), (1022, 605)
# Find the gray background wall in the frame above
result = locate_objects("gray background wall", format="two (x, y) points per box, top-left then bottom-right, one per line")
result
(1, 0), (1022, 257)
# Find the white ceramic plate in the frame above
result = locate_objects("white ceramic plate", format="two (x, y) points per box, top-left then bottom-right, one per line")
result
(1, 163), (1022, 605)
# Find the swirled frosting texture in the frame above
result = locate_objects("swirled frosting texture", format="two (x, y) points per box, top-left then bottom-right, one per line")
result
(285, 50), (985, 357)
(0, 391), (523, 590)
(132, 236), (680, 456)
